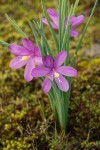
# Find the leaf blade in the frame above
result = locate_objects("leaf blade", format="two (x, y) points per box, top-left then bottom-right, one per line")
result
(5, 14), (28, 38)
(41, 0), (59, 53)
(0, 40), (10, 47)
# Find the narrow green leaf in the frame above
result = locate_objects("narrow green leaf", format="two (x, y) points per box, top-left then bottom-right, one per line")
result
(71, 0), (98, 66)
(33, 21), (53, 56)
(28, 21), (45, 56)
(72, 0), (80, 15)
(5, 14), (28, 38)
(61, 0), (67, 44)
(48, 91), (58, 120)
(67, 0), (70, 12)
(41, 0), (59, 53)
(51, 81), (66, 130)
(63, 78), (72, 125)
(40, 19), (46, 53)
(59, 0), (62, 51)
(75, 0), (98, 55)
(0, 40), (10, 47)
(28, 21), (38, 39)
(62, 5), (73, 51)
(65, 5), (74, 65)
(62, 4), (73, 128)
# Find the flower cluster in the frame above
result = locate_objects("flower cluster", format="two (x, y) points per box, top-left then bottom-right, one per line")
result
(42, 8), (85, 37)
(8, 8), (85, 94)
(9, 38), (43, 82)
(32, 51), (77, 93)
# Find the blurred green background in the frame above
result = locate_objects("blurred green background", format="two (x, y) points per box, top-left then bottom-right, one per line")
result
(0, 0), (100, 150)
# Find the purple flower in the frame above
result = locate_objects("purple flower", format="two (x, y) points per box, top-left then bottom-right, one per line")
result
(42, 8), (85, 37)
(32, 51), (77, 94)
(8, 38), (43, 82)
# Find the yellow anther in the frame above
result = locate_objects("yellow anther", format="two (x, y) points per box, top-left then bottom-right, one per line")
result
(21, 56), (29, 61)
(54, 72), (59, 78)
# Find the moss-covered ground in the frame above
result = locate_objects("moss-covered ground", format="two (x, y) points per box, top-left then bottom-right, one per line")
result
(0, 0), (100, 149)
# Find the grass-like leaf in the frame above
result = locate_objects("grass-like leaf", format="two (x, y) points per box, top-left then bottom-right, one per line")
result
(41, 0), (59, 53)
(28, 21), (45, 56)
(48, 91), (58, 120)
(51, 81), (66, 130)
(61, 0), (67, 47)
(72, 0), (80, 15)
(76, 0), (98, 55)
(59, 0), (62, 51)
(5, 14), (28, 38)
(0, 40), (10, 47)
(40, 19), (47, 54)
(33, 21), (53, 57)
(62, 5), (73, 51)
(71, 0), (98, 66)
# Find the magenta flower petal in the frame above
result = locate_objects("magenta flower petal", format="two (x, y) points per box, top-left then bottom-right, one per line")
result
(34, 56), (43, 66)
(43, 55), (54, 68)
(42, 18), (58, 29)
(32, 67), (50, 77)
(34, 46), (41, 57)
(47, 8), (59, 26)
(71, 15), (85, 27)
(8, 44), (30, 56)
(56, 66), (78, 77)
(22, 38), (35, 52)
(54, 51), (67, 68)
(47, 71), (54, 80)
(10, 56), (28, 69)
(42, 78), (52, 94)
(70, 16), (76, 24)
(54, 75), (69, 91)
(24, 58), (35, 82)
(65, 16), (76, 26)
(42, 18), (49, 25)
(70, 29), (79, 37)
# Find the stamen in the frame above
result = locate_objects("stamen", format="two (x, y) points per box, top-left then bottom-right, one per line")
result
(58, 78), (62, 83)
(54, 72), (60, 78)
(21, 56), (30, 61)
(54, 72), (62, 83)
